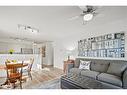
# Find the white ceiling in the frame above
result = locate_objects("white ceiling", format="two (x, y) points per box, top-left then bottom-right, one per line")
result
(0, 6), (127, 43)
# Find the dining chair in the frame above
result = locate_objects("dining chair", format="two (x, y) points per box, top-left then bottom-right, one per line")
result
(5, 61), (24, 89)
(23, 58), (34, 80)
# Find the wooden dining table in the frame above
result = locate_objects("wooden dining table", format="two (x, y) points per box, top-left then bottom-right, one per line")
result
(0, 63), (28, 70)
(0, 62), (28, 86)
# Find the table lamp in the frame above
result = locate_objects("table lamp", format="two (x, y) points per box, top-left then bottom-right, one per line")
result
(66, 50), (72, 61)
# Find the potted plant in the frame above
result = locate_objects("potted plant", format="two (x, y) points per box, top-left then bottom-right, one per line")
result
(9, 49), (14, 54)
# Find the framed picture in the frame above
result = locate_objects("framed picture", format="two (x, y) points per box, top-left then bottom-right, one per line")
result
(78, 32), (125, 58)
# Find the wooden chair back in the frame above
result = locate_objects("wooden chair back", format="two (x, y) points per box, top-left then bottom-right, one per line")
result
(5, 60), (24, 88)
(27, 58), (34, 72)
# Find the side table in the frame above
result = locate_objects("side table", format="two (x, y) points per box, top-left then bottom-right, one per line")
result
(63, 60), (74, 74)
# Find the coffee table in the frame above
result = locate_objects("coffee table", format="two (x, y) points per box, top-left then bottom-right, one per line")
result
(60, 73), (115, 89)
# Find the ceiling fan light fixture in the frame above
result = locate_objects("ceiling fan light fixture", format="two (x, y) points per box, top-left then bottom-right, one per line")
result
(18, 24), (39, 33)
(83, 13), (93, 21)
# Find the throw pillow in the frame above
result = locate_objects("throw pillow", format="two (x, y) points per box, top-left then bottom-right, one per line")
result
(107, 63), (127, 77)
(79, 60), (91, 70)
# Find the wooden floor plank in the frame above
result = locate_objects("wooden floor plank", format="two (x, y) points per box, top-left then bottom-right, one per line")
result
(23, 67), (64, 89)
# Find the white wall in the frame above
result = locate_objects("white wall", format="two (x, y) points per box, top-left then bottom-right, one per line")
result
(54, 18), (127, 69)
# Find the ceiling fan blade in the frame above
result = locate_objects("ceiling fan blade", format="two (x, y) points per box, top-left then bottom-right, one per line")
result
(96, 13), (105, 18)
(93, 12), (98, 16)
(79, 6), (87, 11)
(80, 13), (85, 16)
(93, 12), (105, 18)
(68, 15), (80, 21)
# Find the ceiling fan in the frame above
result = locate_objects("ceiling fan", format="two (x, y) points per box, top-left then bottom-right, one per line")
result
(69, 6), (101, 25)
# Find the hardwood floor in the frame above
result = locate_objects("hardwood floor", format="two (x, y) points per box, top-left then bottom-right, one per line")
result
(0, 67), (64, 89)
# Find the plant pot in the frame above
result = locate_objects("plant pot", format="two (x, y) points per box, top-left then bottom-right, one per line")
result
(10, 52), (13, 54)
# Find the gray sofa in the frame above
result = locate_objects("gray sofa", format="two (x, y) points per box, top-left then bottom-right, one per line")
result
(67, 58), (127, 89)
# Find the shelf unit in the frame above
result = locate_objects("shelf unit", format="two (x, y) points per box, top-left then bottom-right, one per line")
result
(78, 32), (125, 58)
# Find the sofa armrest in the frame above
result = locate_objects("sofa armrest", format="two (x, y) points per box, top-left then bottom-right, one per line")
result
(123, 69), (127, 88)
(66, 63), (74, 74)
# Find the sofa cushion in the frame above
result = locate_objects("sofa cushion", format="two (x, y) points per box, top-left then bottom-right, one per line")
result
(69, 68), (82, 75)
(97, 73), (122, 87)
(107, 63), (127, 77)
(79, 60), (91, 70)
(90, 61), (109, 73)
(81, 70), (100, 79)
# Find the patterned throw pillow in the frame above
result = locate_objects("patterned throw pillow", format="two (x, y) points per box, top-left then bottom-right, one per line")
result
(79, 60), (91, 70)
